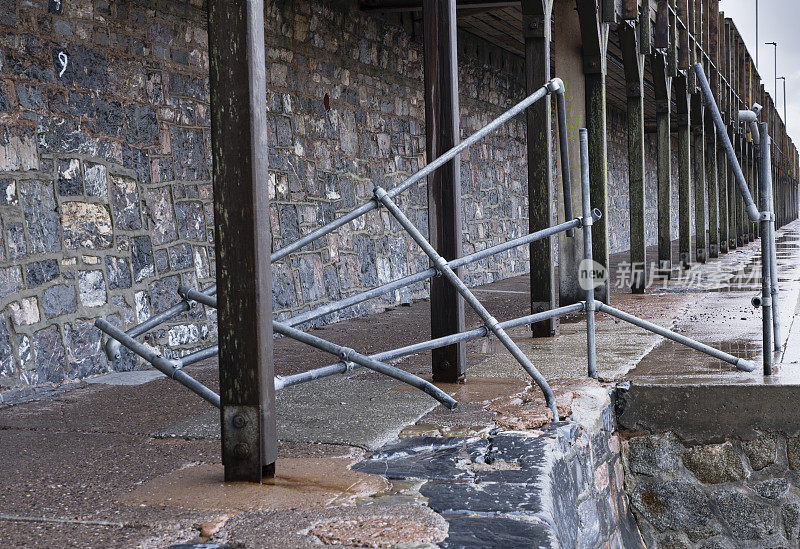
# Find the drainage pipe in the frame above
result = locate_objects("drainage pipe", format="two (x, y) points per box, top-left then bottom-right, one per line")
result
(695, 63), (760, 222)
(595, 302), (757, 372)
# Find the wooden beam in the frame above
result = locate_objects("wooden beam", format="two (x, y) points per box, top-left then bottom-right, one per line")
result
(654, 0), (669, 49)
(424, 0), (466, 381)
(523, 0), (558, 336)
(208, 0), (277, 482)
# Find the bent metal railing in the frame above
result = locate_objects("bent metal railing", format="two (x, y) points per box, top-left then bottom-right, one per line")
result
(96, 72), (760, 424)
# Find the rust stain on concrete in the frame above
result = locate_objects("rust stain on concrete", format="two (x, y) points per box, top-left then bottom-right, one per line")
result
(120, 456), (389, 512)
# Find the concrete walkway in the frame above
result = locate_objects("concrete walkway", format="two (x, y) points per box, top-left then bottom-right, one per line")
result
(1, 222), (797, 547)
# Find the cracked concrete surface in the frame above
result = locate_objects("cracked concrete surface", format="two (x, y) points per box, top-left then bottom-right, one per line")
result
(2, 225), (798, 547)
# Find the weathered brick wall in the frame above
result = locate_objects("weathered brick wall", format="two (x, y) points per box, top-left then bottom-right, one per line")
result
(0, 0), (531, 389)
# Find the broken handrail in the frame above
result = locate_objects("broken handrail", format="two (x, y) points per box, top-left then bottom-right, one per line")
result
(276, 303), (586, 390)
(272, 321), (457, 409)
(373, 185), (561, 418)
(594, 302), (757, 372)
(102, 284), (217, 361)
(270, 78), (571, 263)
(284, 213), (595, 329)
(174, 287), (458, 408)
(95, 318), (221, 407)
(694, 63), (760, 222)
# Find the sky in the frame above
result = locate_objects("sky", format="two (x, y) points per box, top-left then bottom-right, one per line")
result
(721, 0), (798, 143)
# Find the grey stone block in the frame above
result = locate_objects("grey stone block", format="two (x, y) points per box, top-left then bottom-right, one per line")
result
(42, 284), (77, 318)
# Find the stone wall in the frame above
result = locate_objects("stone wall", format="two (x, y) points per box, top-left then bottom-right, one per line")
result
(355, 386), (645, 548)
(0, 0), (214, 387)
(0, 0), (533, 389)
(624, 430), (800, 547)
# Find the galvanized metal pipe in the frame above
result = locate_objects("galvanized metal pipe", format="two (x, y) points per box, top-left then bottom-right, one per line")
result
(177, 345), (219, 368)
(277, 303), (586, 390)
(595, 302), (757, 372)
(270, 83), (553, 262)
(103, 284), (217, 361)
(272, 321), (457, 409)
(178, 286), (218, 309)
(94, 318), (221, 407)
(285, 215), (591, 328)
(579, 129), (598, 378)
(374, 186), (559, 419)
(758, 124), (774, 373)
(694, 63), (760, 222)
(762, 125), (782, 352)
(553, 79), (574, 237)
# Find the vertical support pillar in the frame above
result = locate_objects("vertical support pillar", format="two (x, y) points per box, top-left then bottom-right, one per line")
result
(208, 0), (277, 482)
(717, 143), (728, 253)
(423, 0), (465, 380)
(620, 20), (646, 292)
(728, 129), (738, 249)
(577, 0), (610, 303)
(692, 98), (707, 263)
(523, 0), (558, 336)
(654, 53), (672, 275)
(737, 136), (746, 246)
(707, 130), (719, 257)
(676, 75), (692, 267)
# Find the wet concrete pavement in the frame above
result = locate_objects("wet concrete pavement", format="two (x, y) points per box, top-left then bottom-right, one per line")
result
(2, 222), (799, 547)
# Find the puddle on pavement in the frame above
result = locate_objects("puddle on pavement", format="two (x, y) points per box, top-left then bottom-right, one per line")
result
(356, 478), (428, 507)
(120, 457), (389, 512)
(630, 337), (762, 382)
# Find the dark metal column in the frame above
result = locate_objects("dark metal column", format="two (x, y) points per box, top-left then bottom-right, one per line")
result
(676, 75), (692, 268)
(208, 0), (277, 482)
(423, 0), (465, 381)
(620, 18), (646, 292)
(653, 52), (672, 276)
(707, 129), (719, 257)
(717, 142), (728, 253)
(523, 0), (558, 336)
(576, 0), (610, 303)
(691, 97), (707, 263)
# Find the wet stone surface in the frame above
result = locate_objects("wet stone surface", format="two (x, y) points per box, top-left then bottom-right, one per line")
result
(356, 416), (643, 549)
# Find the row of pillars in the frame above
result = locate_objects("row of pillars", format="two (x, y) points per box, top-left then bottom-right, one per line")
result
(206, 0), (800, 481)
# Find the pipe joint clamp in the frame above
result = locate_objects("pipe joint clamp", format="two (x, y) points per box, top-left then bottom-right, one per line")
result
(484, 315), (500, 332)
(546, 78), (563, 94)
(581, 215), (594, 227)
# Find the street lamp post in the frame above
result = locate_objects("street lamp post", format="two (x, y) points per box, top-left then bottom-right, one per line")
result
(766, 41), (778, 99)
(778, 76), (787, 127)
